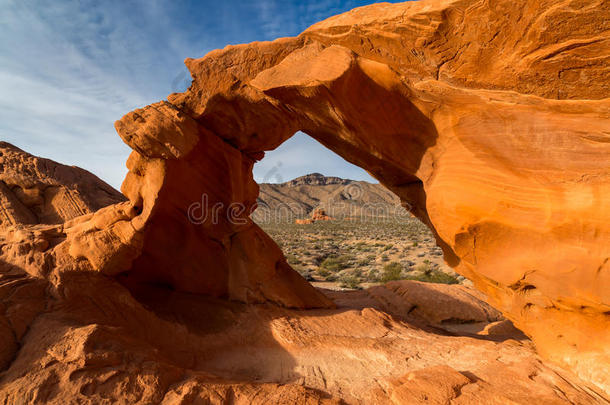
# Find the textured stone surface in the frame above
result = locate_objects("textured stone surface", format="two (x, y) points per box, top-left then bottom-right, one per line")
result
(0, 142), (125, 227)
(368, 280), (503, 325)
(0, 0), (609, 401)
(0, 270), (606, 404)
(114, 0), (610, 390)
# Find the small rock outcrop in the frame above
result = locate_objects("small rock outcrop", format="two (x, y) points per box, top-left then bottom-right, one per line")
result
(295, 208), (333, 224)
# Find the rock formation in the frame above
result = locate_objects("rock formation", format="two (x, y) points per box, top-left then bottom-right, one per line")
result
(0, 0), (609, 401)
(0, 142), (125, 227)
(295, 208), (334, 224)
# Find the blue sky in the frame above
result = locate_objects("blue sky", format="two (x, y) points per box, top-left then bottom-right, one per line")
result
(0, 0), (400, 188)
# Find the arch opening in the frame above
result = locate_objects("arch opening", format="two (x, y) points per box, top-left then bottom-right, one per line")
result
(251, 131), (462, 291)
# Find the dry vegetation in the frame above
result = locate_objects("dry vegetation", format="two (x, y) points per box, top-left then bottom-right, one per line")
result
(258, 217), (466, 290)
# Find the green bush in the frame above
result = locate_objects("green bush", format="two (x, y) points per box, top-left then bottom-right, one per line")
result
(339, 275), (361, 289)
(286, 254), (301, 265)
(406, 268), (459, 284)
(381, 262), (404, 282)
(414, 263), (430, 273)
(319, 255), (350, 273)
(317, 268), (330, 277)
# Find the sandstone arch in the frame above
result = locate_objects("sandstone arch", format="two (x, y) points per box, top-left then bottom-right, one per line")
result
(54, 0), (609, 393)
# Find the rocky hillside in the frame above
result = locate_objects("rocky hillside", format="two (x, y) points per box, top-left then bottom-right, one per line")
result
(253, 173), (403, 222)
(0, 142), (125, 227)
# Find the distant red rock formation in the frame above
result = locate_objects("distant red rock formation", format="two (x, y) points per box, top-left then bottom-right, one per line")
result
(295, 208), (334, 224)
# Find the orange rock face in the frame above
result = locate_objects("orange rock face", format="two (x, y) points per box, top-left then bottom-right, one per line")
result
(0, 0), (609, 400)
(112, 0), (610, 390)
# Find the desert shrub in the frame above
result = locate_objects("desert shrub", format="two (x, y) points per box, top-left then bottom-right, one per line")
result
(412, 241), (418, 247)
(414, 263), (430, 273)
(317, 268), (330, 278)
(293, 265), (315, 281)
(405, 268), (459, 284)
(383, 244), (393, 251)
(366, 270), (381, 282)
(286, 254), (301, 265)
(381, 262), (404, 282)
(320, 255), (350, 273)
(339, 275), (362, 289)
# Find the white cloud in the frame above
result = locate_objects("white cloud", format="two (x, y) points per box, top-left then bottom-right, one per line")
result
(0, 0), (187, 188)
(254, 132), (377, 183)
(0, 0), (393, 189)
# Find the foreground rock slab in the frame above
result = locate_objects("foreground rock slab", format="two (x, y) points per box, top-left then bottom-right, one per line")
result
(0, 271), (607, 404)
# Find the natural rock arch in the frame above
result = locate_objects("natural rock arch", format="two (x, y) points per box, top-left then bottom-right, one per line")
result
(64, 0), (609, 393)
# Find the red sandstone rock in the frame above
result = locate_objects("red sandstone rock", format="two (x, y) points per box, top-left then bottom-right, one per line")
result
(0, 270), (606, 403)
(0, 0), (609, 401)
(296, 208), (334, 224)
(114, 0), (610, 389)
(368, 280), (503, 326)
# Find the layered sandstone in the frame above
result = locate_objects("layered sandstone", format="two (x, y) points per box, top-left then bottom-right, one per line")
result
(0, 142), (125, 227)
(0, 0), (608, 401)
(112, 0), (609, 390)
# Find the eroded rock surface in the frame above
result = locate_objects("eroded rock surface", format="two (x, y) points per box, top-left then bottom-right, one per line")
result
(0, 271), (607, 404)
(0, 142), (125, 227)
(113, 0), (610, 390)
(0, 0), (609, 401)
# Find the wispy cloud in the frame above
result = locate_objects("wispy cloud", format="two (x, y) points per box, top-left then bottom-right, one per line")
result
(0, 0), (398, 188)
(254, 132), (377, 184)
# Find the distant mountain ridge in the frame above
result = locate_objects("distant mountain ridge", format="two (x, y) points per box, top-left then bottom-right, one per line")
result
(252, 173), (404, 222)
(285, 173), (351, 186)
